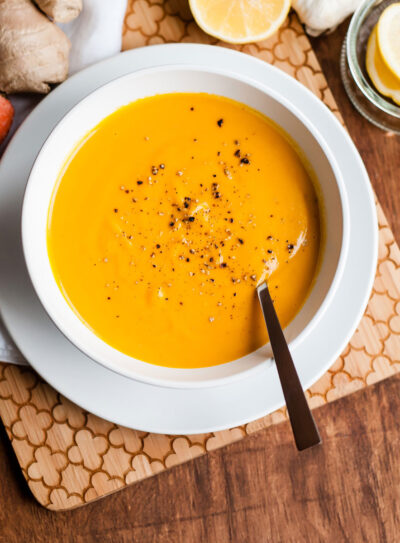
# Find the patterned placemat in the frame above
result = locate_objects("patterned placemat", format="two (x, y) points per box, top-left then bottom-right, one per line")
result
(1, 1), (399, 511)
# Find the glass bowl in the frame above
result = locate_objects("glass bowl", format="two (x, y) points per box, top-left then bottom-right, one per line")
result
(341, 0), (400, 133)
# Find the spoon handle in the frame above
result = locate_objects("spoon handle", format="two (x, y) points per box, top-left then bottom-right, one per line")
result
(257, 283), (321, 451)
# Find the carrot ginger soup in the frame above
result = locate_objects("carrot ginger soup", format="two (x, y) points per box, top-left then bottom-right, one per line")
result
(47, 93), (321, 368)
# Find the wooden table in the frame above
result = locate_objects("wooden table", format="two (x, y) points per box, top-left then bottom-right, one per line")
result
(1, 20), (400, 542)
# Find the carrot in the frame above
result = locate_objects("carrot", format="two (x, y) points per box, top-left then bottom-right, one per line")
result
(0, 94), (14, 144)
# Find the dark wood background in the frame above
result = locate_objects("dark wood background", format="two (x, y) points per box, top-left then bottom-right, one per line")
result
(1, 20), (400, 543)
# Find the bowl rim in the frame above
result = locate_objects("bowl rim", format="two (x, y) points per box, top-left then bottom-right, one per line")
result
(21, 63), (350, 388)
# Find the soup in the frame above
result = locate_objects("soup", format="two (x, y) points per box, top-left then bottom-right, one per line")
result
(47, 93), (321, 368)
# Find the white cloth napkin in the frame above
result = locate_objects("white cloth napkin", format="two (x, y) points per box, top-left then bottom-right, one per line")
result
(0, 318), (26, 365)
(293, 0), (365, 36)
(58, 0), (127, 74)
(0, 0), (127, 366)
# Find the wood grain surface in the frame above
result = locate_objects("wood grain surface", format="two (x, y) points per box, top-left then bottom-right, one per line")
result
(1, 16), (400, 543)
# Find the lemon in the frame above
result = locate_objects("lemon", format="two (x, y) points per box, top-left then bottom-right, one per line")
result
(377, 2), (400, 80)
(366, 26), (400, 106)
(189, 0), (291, 44)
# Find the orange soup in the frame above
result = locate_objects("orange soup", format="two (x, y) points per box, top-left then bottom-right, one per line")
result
(47, 93), (321, 368)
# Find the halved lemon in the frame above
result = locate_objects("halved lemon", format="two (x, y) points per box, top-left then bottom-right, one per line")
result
(189, 0), (291, 44)
(377, 2), (400, 80)
(366, 26), (400, 106)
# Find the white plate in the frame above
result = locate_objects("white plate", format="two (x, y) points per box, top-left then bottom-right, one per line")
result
(0, 45), (377, 434)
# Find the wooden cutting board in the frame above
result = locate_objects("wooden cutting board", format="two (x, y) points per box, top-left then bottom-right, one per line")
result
(1, 1), (399, 511)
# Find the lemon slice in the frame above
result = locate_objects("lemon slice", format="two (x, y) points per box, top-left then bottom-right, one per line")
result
(377, 2), (400, 80)
(189, 0), (291, 44)
(366, 26), (400, 106)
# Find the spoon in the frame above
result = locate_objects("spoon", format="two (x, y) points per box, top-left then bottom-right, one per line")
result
(257, 282), (321, 451)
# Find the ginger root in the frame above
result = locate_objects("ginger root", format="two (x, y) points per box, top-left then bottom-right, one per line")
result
(34, 0), (82, 23)
(0, 0), (71, 93)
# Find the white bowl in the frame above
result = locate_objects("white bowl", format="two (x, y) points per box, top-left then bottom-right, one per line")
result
(22, 65), (350, 388)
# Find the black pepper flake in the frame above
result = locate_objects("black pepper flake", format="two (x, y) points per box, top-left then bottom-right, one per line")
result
(186, 258), (190, 262)
(137, 180), (143, 185)
(217, 118), (224, 127)
(113, 208), (118, 213)
(238, 238), (244, 244)
(184, 202), (189, 208)
(188, 216), (195, 222)
(190, 107), (194, 111)
(220, 263), (227, 268)
(159, 163), (165, 169)
(287, 244), (295, 251)
(229, 218), (234, 223)
(267, 249), (272, 254)
(240, 157), (250, 165)
(156, 244), (161, 248)
(169, 221), (174, 227)
(107, 297), (111, 300)
(234, 149), (241, 157)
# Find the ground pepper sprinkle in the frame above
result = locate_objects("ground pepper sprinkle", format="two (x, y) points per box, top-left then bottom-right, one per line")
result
(48, 93), (321, 369)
